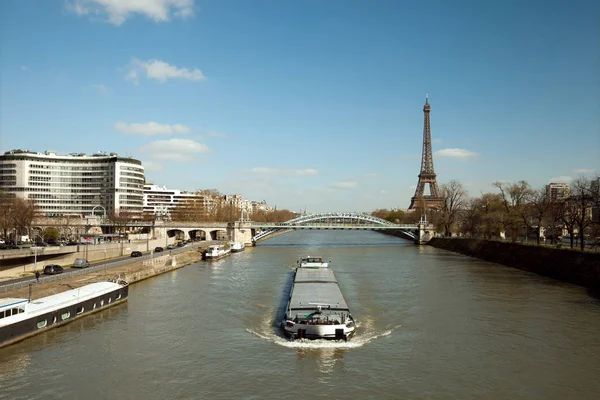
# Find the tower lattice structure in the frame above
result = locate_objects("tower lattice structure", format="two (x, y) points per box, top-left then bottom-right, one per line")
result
(409, 93), (443, 210)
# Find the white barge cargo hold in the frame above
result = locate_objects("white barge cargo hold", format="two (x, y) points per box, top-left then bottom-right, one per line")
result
(0, 280), (129, 349)
(281, 256), (356, 341)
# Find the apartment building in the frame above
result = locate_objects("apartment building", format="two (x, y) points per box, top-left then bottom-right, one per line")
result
(0, 149), (145, 217)
(545, 182), (571, 202)
(143, 184), (213, 220)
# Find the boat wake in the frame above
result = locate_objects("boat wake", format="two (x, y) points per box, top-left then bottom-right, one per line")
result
(246, 313), (401, 349)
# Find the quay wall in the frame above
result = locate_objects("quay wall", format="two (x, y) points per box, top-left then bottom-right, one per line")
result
(428, 238), (600, 290)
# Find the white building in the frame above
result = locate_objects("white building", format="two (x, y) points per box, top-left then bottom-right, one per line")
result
(545, 182), (571, 202)
(0, 149), (145, 217)
(143, 184), (207, 220)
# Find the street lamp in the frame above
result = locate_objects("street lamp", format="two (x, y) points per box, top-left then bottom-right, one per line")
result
(30, 246), (41, 273)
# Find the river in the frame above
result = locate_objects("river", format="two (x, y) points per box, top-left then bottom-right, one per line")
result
(1, 230), (599, 399)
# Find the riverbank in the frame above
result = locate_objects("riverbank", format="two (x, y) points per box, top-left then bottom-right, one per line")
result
(1, 248), (204, 300)
(428, 238), (600, 290)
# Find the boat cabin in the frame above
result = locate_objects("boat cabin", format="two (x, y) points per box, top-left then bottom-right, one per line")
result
(0, 298), (27, 320)
(298, 256), (330, 268)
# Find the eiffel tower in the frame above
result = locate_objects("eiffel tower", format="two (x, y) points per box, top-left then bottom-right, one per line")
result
(409, 93), (443, 210)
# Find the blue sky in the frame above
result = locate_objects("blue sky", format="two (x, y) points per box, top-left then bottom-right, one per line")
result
(1, 0), (598, 213)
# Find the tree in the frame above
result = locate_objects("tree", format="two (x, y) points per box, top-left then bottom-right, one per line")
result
(570, 176), (596, 251)
(11, 198), (39, 240)
(493, 180), (534, 241)
(438, 180), (468, 236)
(527, 187), (552, 245)
(43, 227), (60, 242)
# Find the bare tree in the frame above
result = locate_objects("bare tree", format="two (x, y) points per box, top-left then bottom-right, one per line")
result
(438, 180), (468, 236)
(12, 198), (39, 240)
(570, 176), (595, 250)
(0, 192), (15, 239)
(493, 180), (534, 241)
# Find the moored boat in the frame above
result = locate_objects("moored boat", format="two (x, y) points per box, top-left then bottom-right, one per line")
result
(0, 280), (129, 349)
(229, 241), (246, 253)
(281, 256), (356, 341)
(202, 244), (231, 260)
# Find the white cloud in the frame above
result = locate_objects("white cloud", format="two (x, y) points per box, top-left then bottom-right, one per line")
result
(434, 148), (479, 159)
(66, 0), (194, 25)
(114, 121), (191, 135)
(572, 169), (595, 174)
(333, 181), (358, 189)
(139, 138), (210, 162)
(251, 167), (319, 176)
(549, 176), (573, 183)
(91, 84), (109, 96)
(20, 66), (29, 71)
(126, 58), (205, 84)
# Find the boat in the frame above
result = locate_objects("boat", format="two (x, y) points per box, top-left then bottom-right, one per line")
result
(229, 241), (246, 253)
(202, 244), (231, 260)
(0, 279), (129, 349)
(281, 256), (356, 341)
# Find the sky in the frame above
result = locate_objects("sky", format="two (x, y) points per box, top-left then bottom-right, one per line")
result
(0, 0), (599, 213)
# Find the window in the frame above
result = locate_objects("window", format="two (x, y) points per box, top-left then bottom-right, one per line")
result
(108, 297), (112, 304)
(93, 303), (96, 309)
(116, 293), (121, 300)
(61, 312), (70, 320)
(53, 316), (57, 324)
(76, 306), (84, 315)
(100, 300), (104, 306)
(37, 320), (47, 329)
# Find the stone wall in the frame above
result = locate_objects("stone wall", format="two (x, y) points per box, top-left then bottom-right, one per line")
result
(428, 238), (600, 290)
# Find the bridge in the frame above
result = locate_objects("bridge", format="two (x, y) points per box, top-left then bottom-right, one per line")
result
(27, 212), (436, 246)
(248, 212), (421, 243)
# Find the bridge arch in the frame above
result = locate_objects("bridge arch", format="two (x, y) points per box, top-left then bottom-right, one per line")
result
(251, 212), (418, 243)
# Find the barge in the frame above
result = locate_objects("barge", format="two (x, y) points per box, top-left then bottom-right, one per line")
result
(202, 244), (231, 260)
(281, 256), (356, 341)
(0, 280), (129, 349)
(229, 241), (246, 253)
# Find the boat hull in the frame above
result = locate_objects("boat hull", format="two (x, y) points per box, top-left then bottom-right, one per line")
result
(0, 283), (128, 349)
(282, 322), (355, 341)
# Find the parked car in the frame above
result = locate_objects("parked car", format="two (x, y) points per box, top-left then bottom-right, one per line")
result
(35, 242), (49, 247)
(72, 258), (90, 268)
(166, 244), (175, 250)
(154, 247), (164, 253)
(130, 251), (143, 257)
(43, 265), (64, 275)
(176, 242), (186, 247)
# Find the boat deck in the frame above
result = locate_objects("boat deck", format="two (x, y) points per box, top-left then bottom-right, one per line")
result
(289, 267), (349, 312)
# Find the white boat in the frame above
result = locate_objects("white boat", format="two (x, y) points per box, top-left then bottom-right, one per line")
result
(0, 280), (129, 349)
(229, 241), (246, 253)
(203, 244), (231, 260)
(281, 256), (356, 341)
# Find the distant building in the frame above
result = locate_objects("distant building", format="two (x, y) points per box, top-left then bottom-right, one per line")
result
(546, 183), (571, 202)
(143, 184), (215, 220)
(0, 149), (145, 217)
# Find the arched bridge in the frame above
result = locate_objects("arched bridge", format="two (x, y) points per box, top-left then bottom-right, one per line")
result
(250, 212), (419, 243)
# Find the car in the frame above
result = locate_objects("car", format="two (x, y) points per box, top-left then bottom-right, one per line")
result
(154, 247), (164, 252)
(166, 244), (175, 250)
(130, 251), (143, 257)
(176, 242), (186, 247)
(72, 258), (90, 268)
(43, 265), (64, 275)
(35, 242), (49, 247)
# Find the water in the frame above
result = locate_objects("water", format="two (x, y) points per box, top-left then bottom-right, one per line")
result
(1, 230), (599, 399)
